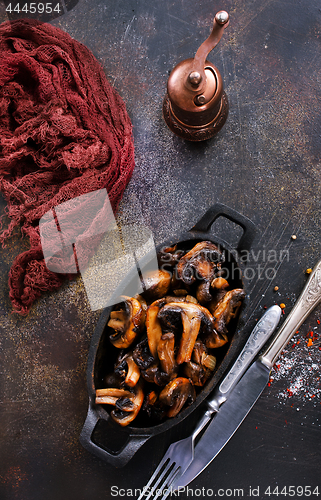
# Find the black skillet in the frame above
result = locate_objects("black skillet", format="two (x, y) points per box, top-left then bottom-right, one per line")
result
(80, 203), (256, 467)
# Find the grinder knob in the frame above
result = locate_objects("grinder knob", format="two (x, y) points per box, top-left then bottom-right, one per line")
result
(163, 11), (229, 141)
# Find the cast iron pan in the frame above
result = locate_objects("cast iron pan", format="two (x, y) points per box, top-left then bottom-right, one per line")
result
(80, 203), (256, 467)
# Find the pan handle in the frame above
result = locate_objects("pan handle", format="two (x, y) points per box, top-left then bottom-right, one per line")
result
(79, 403), (150, 468)
(189, 203), (256, 256)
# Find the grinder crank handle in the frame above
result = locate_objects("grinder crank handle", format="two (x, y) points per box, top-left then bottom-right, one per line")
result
(261, 260), (321, 369)
(188, 11), (230, 92)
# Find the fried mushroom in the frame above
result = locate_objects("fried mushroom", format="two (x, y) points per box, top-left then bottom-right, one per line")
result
(184, 341), (216, 386)
(146, 298), (166, 358)
(158, 302), (214, 365)
(212, 289), (246, 335)
(108, 296), (146, 349)
(159, 377), (196, 417)
(176, 241), (224, 285)
(142, 390), (167, 422)
(142, 270), (172, 301)
(205, 329), (228, 349)
(157, 332), (177, 375)
(114, 354), (140, 387)
(95, 382), (144, 427)
(133, 337), (155, 370)
(141, 363), (171, 386)
(196, 276), (229, 305)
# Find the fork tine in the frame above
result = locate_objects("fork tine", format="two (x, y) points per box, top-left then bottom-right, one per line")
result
(136, 456), (173, 500)
(145, 460), (174, 500)
(153, 465), (182, 500)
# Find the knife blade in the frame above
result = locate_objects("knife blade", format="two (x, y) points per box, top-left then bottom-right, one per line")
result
(172, 259), (321, 491)
(136, 305), (282, 500)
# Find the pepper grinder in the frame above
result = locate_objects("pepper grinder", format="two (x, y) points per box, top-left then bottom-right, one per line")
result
(163, 11), (229, 141)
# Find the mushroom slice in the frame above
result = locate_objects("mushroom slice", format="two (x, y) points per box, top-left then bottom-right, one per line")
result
(146, 298), (166, 358)
(108, 296), (145, 349)
(211, 277), (229, 290)
(159, 377), (196, 418)
(158, 244), (185, 267)
(158, 302), (214, 365)
(185, 295), (198, 304)
(110, 381), (144, 427)
(141, 363), (171, 386)
(212, 289), (246, 335)
(184, 361), (206, 386)
(176, 241), (224, 285)
(143, 390), (167, 422)
(157, 332), (177, 375)
(114, 353), (141, 387)
(142, 270), (172, 301)
(207, 277), (230, 312)
(95, 388), (133, 405)
(124, 356), (141, 387)
(185, 341), (216, 386)
(133, 337), (155, 370)
(134, 294), (148, 313)
(205, 329), (228, 349)
(196, 280), (213, 304)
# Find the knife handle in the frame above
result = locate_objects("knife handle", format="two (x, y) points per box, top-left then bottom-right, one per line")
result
(206, 305), (281, 412)
(261, 260), (321, 369)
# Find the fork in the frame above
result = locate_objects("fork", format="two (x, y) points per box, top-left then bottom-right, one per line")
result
(137, 411), (212, 500)
(136, 305), (281, 500)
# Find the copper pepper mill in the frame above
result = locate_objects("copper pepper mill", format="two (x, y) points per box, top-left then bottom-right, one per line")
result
(163, 11), (230, 141)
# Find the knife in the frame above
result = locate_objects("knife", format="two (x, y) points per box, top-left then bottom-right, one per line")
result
(137, 305), (281, 500)
(171, 260), (321, 492)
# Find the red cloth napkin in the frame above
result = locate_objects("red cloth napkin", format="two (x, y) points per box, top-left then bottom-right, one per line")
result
(0, 19), (135, 314)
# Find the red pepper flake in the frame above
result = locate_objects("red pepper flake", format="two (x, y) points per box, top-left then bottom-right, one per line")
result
(317, 320), (320, 325)
(307, 338), (313, 347)
(286, 388), (293, 396)
(310, 331), (314, 337)
(311, 395), (315, 398)
(256, 426), (258, 430)
(292, 344), (296, 348)
(297, 340), (300, 345)
(285, 419), (288, 425)
(296, 330), (299, 334)
(267, 382), (271, 386)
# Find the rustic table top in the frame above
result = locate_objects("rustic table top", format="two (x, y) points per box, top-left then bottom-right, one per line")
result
(0, 0), (320, 499)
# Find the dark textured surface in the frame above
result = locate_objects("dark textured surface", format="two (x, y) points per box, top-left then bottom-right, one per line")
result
(0, 0), (320, 499)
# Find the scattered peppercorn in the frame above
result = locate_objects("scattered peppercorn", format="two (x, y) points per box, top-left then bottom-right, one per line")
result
(291, 235), (297, 240)
(274, 286), (279, 292)
(306, 268), (312, 274)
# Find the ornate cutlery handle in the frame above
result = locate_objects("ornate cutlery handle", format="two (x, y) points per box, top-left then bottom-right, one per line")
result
(261, 260), (321, 369)
(206, 305), (281, 413)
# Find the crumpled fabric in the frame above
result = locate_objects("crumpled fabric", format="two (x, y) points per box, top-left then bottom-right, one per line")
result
(0, 19), (135, 314)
